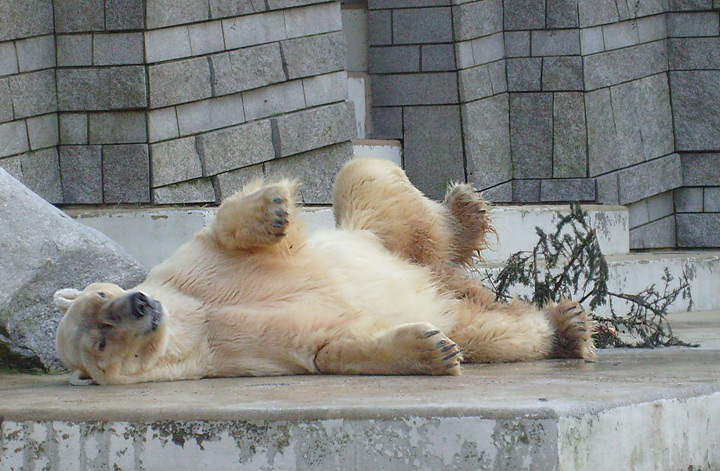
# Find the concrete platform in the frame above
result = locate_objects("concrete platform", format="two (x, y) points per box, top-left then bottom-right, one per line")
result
(1, 314), (719, 471)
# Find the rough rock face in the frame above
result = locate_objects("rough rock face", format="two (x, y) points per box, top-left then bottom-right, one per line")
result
(0, 169), (147, 371)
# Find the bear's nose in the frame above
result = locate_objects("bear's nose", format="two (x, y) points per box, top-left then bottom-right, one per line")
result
(129, 292), (152, 319)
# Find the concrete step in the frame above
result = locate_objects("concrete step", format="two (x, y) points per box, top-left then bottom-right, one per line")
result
(2, 313), (719, 470)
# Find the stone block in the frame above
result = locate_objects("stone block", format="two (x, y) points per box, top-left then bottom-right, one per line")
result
(704, 187), (720, 212)
(681, 153), (720, 186)
(56, 34), (92, 67)
(668, 0), (713, 9)
(211, 43), (285, 96)
(15, 35), (55, 72)
(93, 33), (144, 66)
(507, 57), (542, 91)
(471, 32), (505, 65)
(677, 213), (720, 247)
(372, 73), (458, 106)
(540, 178), (596, 202)
(585, 41), (668, 90)
(368, 10), (392, 46)
(488, 60), (507, 93)
(458, 65), (494, 102)
(145, 0), (209, 29)
(674, 187), (703, 212)
(266, 0), (328, 11)
(531, 29), (580, 56)
(455, 40), (474, 68)
(504, 0), (545, 30)
(343, 8), (368, 73)
(264, 141), (354, 204)
(505, 31), (530, 57)
(368, 0), (449, 7)
(393, 7), (453, 44)
(0, 121), (29, 158)
(617, 153), (682, 204)
(153, 178), (216, 204)
(106, 0), (144, 30)
(0, 42), (18, 77)
(630, 216), (676, 249)
(480, 181), (512, 202)
(274, 101), (356, 157)
(88, 112), (147, 144)
(647, 191), (675, 221)
(59, 113), (88, 145)
(512, 179), (540, 202)
(102, 144), (150, 203)
(58, 67), (147, 111)
(608, 80), (651, 168)
(453, 0), (503, 41)
(602, 19), (640, 51)
(403, 105), (464, 200)
(617, 0), (666, 20)
(546, 0), (579, 28)
(463, 94), (512, 189)
(149, 57), (212, 108)
(667, 12), (720, 37)
(148, 108), (179, 142)
(110, 67), (148, 109)
(54, 0), (104, 32)
(145, 27), (191, 63)
(580, 26), (604, 55)
(282, 32), (346, 80)
(8, 70), (56, 119)
(638, 14), (667, 42)
(303, 71), (348, 107)
(222, 11), (286, 49)
(553, 92), (587, 178)
(509, 93), (553, 179)
(595, 172), (620, 204)
(578, 0), (619, 27)
(208, 0), (255, 19)
(26, 113), (58, 150)
(669, 38), (720, 70)
(586, 88), (623, 176)
(150, 137), (203, 186)
(244, 80), (306, 122)
(670, 71), (720, 151)
(188, 21), (225, 56)
(285, 2), (342, 38)
(634, 73), (674, 161)
(0, 0), (53, 42)
(196, 120), (274, 175)
(59, 145), (103, 203)
(0, 79), (13, 123)
(368, 107), (402, 140)
(0, 156), (22, 179)
(628, 199), (649, 227)
(18, 148), (62, 202)
(214, 163), (265, 200)
(369, 46), (420, 74)
(542, 56), (583, 90)
(176, 93), (245, 136)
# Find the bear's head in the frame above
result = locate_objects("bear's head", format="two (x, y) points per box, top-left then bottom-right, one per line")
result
(54, 283), (165, 385)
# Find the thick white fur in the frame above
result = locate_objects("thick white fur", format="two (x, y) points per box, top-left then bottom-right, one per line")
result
(54, 158), (594, 385)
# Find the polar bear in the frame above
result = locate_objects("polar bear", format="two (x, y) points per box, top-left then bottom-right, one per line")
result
(54, 158), (595, 385)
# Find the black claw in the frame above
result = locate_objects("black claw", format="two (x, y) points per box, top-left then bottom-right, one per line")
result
(444, 363), (459, 370)
(441, 344), (456, 353)
(274, 233), (286, 238)
(423, 330), (441, 338)
(443, 351), (460, 361)
(272, 196), (284, 204)
(275, 209), (288, 217)
(437, 340), (447, 347)
(272, 218), (288, 227)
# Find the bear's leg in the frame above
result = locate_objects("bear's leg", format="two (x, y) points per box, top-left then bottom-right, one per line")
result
(543, 299), (596, 360)
(313, 322), (463, 375)
(212, 179), (306, 251)
(444, 183), (494, 266)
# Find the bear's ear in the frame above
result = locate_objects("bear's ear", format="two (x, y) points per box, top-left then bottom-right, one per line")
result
(53, 288), (81, 312)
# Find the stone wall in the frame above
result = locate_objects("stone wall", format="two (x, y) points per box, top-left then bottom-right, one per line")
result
(0, 0), (356, 206)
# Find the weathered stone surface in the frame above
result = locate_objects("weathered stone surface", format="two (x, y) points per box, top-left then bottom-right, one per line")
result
(243, 81), (306, 121)
(617, 154), (682, 205)
(88, 112), (147, 144)
(671, 71), (720, 151)
(667, 12), (720, 37)
(59, 145), (103, 204)
(531, 30), (580, 56)
(542, 56), (583, 91)
(93, 33), (144, 66)
(0, 168), (147, 371)
(215, 163), (265, 200)
(630, 215), (676, 249)
(580, 26), (604, 55)
(19, 148), (62, 203)
(668, 0), (713, 9)
(512, 179), (540, 202)
(0, 0), (53, 41)
(0, 157), (22, 179)
(547, 0), (579, 28)
(197, 121), (274, 176)
(463, 94), (512, 189)
(8, 70), (56, 119)
(393, 7), (453, 44)
(148, 57), (212, 109)
(106, 0), (144, 30)
(176, 93), (245, 136)
(188, 21), (225, 56)
(669, 38), (720, 70)
(274, 102), (356, 157)
(578, 0), (619, 27)
(504, 31), (530, 57)
(458, 65), (494, 102)
(628, 199), (649, 227)
(504, 0), (545, 30)
(150, 137), (203, 187)
(507, 57), (542, 91)
(264, 142), (354, 204)
(584, 41), (668, 90)
(368, 10), (392, 46)
(0, 121), (30, 158)
(470, 32), (505, 65)
(553, 92), (587, 178)
(56, 34), (92, 67)
(369, 46), (420, 74)
(145, 0), (209, 29)
(403, 105), (464, 201)
(0, 79), (12, 123)
(677, 213), (720, 247)
(26, 113), (59, 150)
(638, 14), (667, 42)
(208, 0), (255, 19)
(302, 72), (348, 107)
(54, 0), (104, 33)
(102, 144), (150, 203)
(59, 113), (88, 145)
(153, 178), (216, 204)
(647, 191), (675, 221)
(222, 11), (286, 49)
(681, 153), (720, 186)
(15, 35), (55, 72)
(586, 88), (627, 176)
(509, 93), (553, 179)
(145, 27), (192, 63)
(704, 187), (720, 212)
(540, 178), (596, 202)
(609, 80), (650, 169)
(368, 107), (403, 140)
(480, 181), (512, 202)
(57, 67), (147, 111)
(595, 172), (620, 204)
(148, 108), (179, 143)
(674, 187), (703, 212)
(0, 43), (19, 77)
(372, 73), (458, 106)
(634, 73), (674, 161)
(282, 32), (346, 80)
(211, 43), (285, 96)
(453, 0), (503, 40)
(368, 0), (449, 7)
(284, 2), (342, 38)
(602, 19), (640, 51)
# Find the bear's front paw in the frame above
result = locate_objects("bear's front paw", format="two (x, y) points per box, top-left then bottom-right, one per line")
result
(383, 322), (463, 375)
(260, 187), (291, 240)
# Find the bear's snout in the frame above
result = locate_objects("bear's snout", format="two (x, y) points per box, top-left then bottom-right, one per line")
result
(129, 292), (154, 319)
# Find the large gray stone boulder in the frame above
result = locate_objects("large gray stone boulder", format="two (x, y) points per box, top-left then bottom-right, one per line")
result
(0, 169), (147, 372)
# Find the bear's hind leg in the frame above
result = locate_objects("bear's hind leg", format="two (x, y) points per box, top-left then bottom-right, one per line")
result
(543, 300), (596, 360)
(212, 179), (306, 251)
(444, 183), (495, 266)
